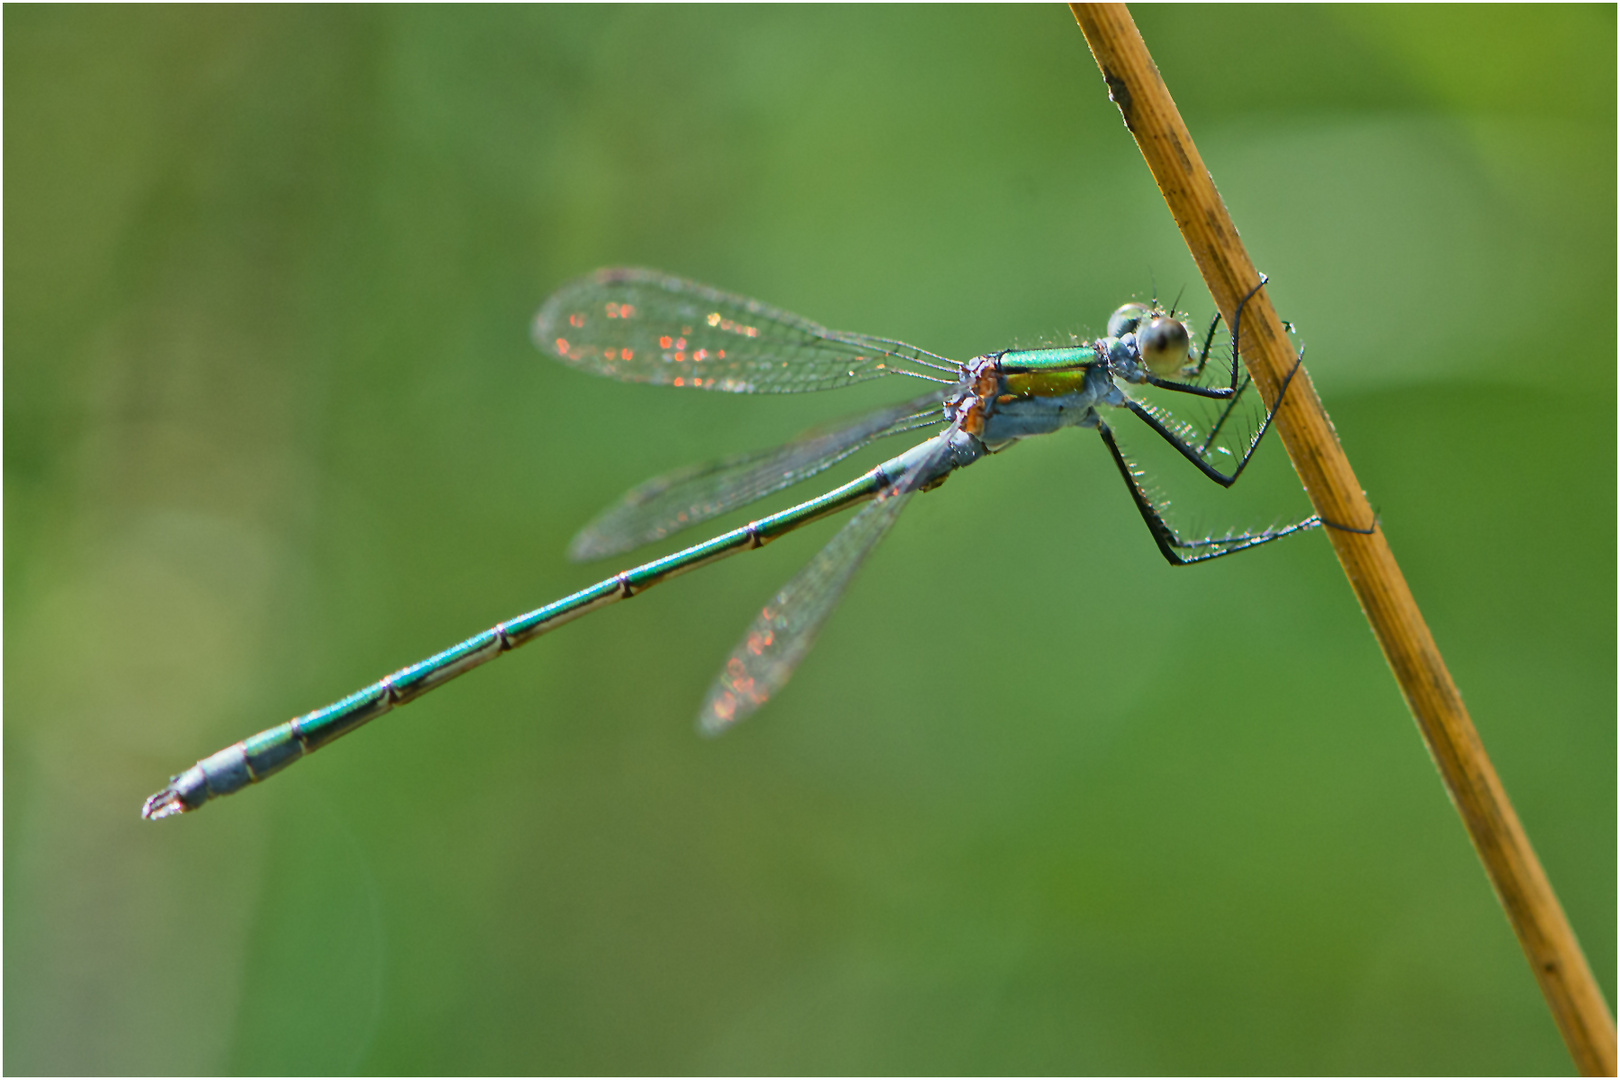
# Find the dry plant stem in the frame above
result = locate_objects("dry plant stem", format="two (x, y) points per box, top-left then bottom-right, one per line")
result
(1068, 4), (1616, 1075)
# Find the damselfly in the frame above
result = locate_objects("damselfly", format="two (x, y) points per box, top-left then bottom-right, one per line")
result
(142, 268), (1319, 819)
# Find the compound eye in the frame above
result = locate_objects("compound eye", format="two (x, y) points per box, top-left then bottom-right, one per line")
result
(1137, 316), (1192, 376)
(1107, 302), (1151, 339)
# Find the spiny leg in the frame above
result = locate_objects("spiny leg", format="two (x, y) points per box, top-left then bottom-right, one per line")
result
(1190, 308), (1224, 381)
(1097, 420), (1321, 566)
(1188, 289), (1262, 456)
(1195, 372), (1251, 458)
(1124, 341), (1306, 488)
(1201, 281), (1378, 533)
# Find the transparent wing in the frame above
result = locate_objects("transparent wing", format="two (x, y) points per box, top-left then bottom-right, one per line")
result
(570, 392), (945, 561)
(697, 433), (957, 735)
(533, 267), (954, 393)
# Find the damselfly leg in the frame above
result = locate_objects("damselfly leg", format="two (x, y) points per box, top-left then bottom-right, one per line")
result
(1097, 418), (1318, 566)
(1122, 344), (1304, 488)
(1102, 278), (1322, 563)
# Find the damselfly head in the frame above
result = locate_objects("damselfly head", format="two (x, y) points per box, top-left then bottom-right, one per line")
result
(1136, 315), (1193, 377)
(1106, 302), (1192, 377)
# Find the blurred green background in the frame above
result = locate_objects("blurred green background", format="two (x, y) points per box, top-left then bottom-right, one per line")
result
(5, 6), (1614, 1074)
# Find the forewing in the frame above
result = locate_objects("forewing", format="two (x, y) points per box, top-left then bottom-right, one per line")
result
(534, 267), (946, 393)
(569, 392), (944, 561)
(697, 433), (955, 734)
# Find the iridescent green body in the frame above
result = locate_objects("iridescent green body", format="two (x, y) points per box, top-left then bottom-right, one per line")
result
(998, 345), (1097, 370)
(143, 267), (1313, 820)
(146, 457), (910, 816)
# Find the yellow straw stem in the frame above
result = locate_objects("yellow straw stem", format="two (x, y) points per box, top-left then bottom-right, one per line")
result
(1068, 5), (1615, 1074)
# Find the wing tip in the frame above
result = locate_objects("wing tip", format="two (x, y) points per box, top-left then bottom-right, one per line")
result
(697, 687), (754, 738)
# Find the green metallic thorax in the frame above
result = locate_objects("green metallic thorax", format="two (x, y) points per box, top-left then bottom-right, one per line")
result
(997, 344), (1099, 399)
(997, 345), (1097, 371)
